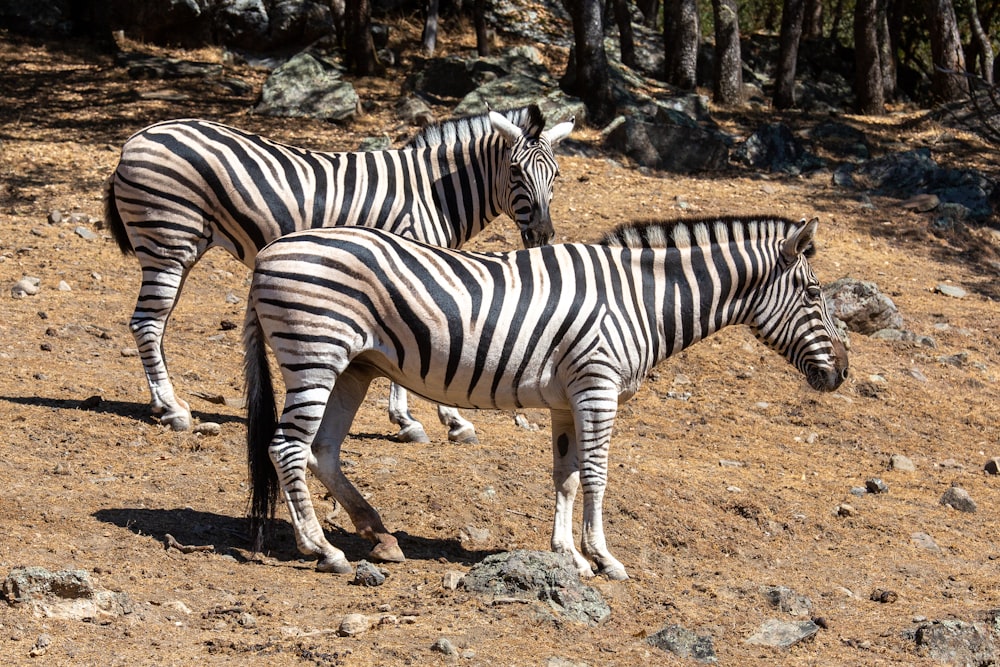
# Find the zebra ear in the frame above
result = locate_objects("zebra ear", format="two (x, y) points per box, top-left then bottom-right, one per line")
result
(490, 110), (524, 146)
(541, 117), (575, 146)
(781, 217), (819, 261)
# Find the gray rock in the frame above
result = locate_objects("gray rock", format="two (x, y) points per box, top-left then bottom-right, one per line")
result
(911, 532), (941, 552)
(192, 422), (221, 436)
(915, 619), (997, 665)
(940, 486), (977, 513)
(647, 624), (717, 663)
(985, 458), (1000, 475)
(352, 560), (387, 587)
(338, 613), (370, 636)
(734, 122), (824, 174)
(462, 550), (610, 625)
(256, 52), (358, 122)
(824, 278), (903, 335)
(746, 618), (820, 648)
(11, 276), (41, 298)
(763, 586), (813, 616)
(935, 283), (968, 299)
(431, 637), (457, 655)
(603, 108), (731, 173)
(889, 454), (916, 472)
(2, 567), (95, 602)
(866, 478), (889, 494)
(870, 328), (936, 347)
(442, 571), (464, 590)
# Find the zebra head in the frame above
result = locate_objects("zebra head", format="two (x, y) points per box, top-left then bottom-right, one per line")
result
(749, 218), (849, 392)
(490, 108), (574, 248)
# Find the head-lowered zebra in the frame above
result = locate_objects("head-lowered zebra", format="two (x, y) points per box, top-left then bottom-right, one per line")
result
(105, 105), (574, 436)
(243, 215), (849, 579)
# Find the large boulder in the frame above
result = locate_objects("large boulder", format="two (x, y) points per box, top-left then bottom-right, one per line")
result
(255, 51), (358, 122)
(603, 106), (731, 173)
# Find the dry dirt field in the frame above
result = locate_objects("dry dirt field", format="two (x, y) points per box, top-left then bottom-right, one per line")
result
(2, 28), (1000, 667)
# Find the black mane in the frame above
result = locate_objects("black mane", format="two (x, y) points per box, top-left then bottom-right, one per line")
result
(598, 215), (815, 257)
(405, 105), (545, 149)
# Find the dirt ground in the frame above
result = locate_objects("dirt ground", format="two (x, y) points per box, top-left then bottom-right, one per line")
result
(2, 26), (1000, 667)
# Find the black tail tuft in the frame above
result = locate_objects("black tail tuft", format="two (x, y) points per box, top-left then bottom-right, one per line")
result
(243, 302), (279, 553)
(105, 173), (135, 256)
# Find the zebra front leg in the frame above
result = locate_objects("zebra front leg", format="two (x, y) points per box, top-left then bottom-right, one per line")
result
(314, 367), (404, 563)
(575, 400), (628, 581)
(437, 405), (479, 444)
(130, 260), (194, 430)
(387, 383), (430, 443)
(549, 409), (594, 578)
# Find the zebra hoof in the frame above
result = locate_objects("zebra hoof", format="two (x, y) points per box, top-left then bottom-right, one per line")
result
(394, 424), (430, 443)
(369, 542), (405, 564)
(159, 410), (192, 431)
(600, 565), (629, 581)
(317, 556), (353, 574)
(447, 425), (479, 444)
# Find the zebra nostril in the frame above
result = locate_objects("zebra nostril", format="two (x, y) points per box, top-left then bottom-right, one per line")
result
(841, 368), (849, 380)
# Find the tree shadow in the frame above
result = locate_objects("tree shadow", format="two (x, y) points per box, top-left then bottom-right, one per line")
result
(93, 507), (501, 568)
(0, 394), (242, 426)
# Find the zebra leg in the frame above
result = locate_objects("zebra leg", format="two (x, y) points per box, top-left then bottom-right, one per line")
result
(437, 405), (479, 444)
(574, 396), (629, 581)
(272, 383), (353, 574)
(387, 383), (431, 443)
(549, 409), (594, 578)
(313, 366), (405, 564)
(130, 258), (195, 431)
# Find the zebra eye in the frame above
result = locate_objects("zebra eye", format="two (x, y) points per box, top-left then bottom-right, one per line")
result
(805, 286), (822, 300)
(510, 164), (523, 180)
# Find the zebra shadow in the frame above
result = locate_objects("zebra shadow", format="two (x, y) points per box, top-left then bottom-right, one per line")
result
(93, 507), (500, 568)
(0, 394), (243, 426)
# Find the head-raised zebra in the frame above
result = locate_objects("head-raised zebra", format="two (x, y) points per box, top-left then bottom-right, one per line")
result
(104, 105), (574, 435)
(243, 215), (848, 579)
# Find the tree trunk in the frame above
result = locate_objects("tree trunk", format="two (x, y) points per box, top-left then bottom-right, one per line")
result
(855, 0), (885, 114)
(474, 0), (490, 56)
(612, 0), (636, 68)
(345, 0), (380, 76)
(664, 0), (700, 90)
(829, 0), (846, 41)
(422, 0), (440, 55)
(927, 0), (969, 101)
(968, 0), (994, 84)
(562, 0), (616, 125)
(803, 0), (823, 39)
(877, 0), (897, 100)
(711, 0), (743, 105)
(774, 0), (805, 109)
(637, 0), (659, 27)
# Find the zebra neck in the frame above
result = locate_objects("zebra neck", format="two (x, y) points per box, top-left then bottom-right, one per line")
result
(417, 136), (506, 248)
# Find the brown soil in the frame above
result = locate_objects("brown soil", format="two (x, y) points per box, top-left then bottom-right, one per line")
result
(2, 27), (1000, 667)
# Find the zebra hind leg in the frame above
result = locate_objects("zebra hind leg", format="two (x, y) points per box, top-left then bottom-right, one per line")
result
(387, 383), (431, 443)
(131, 259), (195, 430)
(313, 366), (405, 564)
(437, 405), (479, 444)
(549, 410), (595, 578)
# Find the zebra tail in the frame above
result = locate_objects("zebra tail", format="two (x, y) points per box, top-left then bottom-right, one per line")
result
(243, 302), (279, 553)
(104, 174), (135, 256)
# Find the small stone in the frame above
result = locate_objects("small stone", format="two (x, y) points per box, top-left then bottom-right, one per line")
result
(237, 612), (256, 628)
(849, 486), (868, 496)
(934, 283), (967, 299)
(835, 503), (856, 517)
(30, 227), (47, 237)
(192, 422), (221, 437)
(940, 485), (976, 513)
(57, 280), (71, 292)
(911, 532), (941, 552)
(889, 454), (916, 472)
(984, 458), (1000, 475)
(870, 588), (898, 604)
(764, 586), (812, 616)
(352, 560), (386, 587)
(431, 637), (456, 655)
(514, 414), (538, 431)
(865, 478), (889, 494)
(120, 348), (139, 357)
(48, 210), (63, 224)
(29, 634), (51, 657)
(746, 619), (819, 648)
(338, 613), (370, 637)
(225, 291), (242, 304)
(441, 571), (464, 590)
(11, 277), (41, 298)
(74, 226), (98, 240)
(53, 462), (72, 476)
(460, 525), (490, 543)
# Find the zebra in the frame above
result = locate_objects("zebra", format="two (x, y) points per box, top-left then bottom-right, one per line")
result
(105, 105), (574, 438)
(242, 215), (849, 580)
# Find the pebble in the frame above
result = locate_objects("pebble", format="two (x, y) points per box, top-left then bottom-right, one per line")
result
(338, 613), (370, 637)
(57, 280), (71, 292)
(74, 226), (98, 240)
(889, 454), (916, 472)
(29, 634), (51, 657)
(120, 348), (139, 357)
(461, 524), (490, 543)
(514, 414), (538, 431)
(237, 612), (256, 628)
(911, 532), (941, 552)
(431, 637), (456, 655)
(192, 422), (221, 436)
(934, 283), (967, 299)
(48, 210), (63, 224)
(11, 277), (41, 298)
(442, 570), (464, 590)
(865, 478), (889, 494)
(984, 458), (1000, 475)
(940, 485), (976, 513)
(352, 560), (386, 587)
(835, 503), (856, 517)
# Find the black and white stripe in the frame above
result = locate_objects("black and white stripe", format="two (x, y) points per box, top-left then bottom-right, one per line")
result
(105, 105), (573, 433)
(243, 215), (849, 579)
